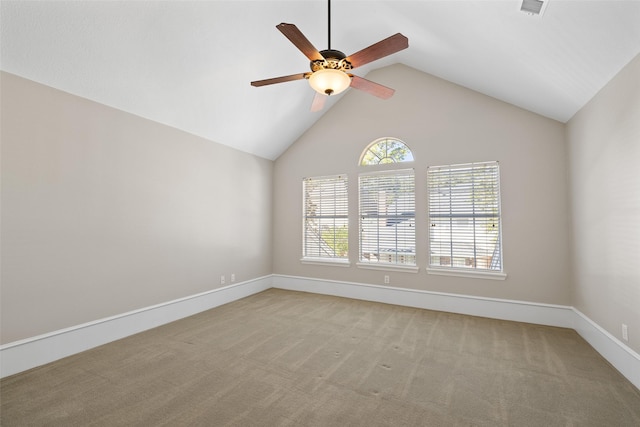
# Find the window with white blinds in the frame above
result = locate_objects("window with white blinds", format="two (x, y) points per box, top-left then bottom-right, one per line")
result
(359, 170), (416, 266)
(303, 175), (348, 261)
(427, 161), (503, 271)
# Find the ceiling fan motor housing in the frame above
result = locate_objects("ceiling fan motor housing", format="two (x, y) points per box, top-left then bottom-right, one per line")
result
(310, 49), (353, 72)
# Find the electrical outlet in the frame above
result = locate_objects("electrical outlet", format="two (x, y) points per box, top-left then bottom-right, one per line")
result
(384, 275), (390, 284)
(220, 275), (225, 285)
(231, 273), (236, 283)
(622, 324), (628, 342)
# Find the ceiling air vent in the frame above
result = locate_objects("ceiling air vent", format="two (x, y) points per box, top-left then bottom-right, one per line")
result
(521, 0), (548, 16)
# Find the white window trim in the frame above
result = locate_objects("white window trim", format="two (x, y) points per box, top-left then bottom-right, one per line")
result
(358, 168), (417, 268)
(302, 174), (349, 262)
(427, 161), (504, 276)
(301, 258), (351, 267)
(357, 262), (419, 273)
(426, 267), (507, 280)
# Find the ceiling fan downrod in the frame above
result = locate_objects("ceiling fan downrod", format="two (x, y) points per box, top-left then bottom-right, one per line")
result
(327, 0), (331, 50)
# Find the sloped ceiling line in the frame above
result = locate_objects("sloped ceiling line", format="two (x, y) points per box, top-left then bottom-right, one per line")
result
(1, 1), (639, 160)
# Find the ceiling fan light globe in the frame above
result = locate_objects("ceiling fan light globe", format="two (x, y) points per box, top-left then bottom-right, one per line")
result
(308, 69), (351, 96)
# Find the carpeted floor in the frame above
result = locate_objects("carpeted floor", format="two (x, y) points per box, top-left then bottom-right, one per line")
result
(1, 288), (639, 426)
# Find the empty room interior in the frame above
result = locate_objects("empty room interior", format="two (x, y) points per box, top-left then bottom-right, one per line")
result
(1, 0), (639, 425)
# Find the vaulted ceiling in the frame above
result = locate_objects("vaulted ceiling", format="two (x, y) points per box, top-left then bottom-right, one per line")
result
(2, 1), (639, 160)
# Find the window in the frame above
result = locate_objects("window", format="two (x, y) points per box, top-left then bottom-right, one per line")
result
(359, 170), (416, 267)
(427, 161), (504, 275)
(302, 175), (349, 263)
(360, 138), (414, 165)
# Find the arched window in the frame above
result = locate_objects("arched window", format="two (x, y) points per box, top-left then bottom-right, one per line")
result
(358, 138), (416, 270)
(360, 138), (414, 166)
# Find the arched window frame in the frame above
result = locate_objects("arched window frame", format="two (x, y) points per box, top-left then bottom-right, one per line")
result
(359, 137), (414, 166)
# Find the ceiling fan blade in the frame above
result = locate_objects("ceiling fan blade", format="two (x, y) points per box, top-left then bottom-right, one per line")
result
(251, 73), (309, 87)
(310, 92), (327, 112)
(350, 75), (395, 99)
(276, 23), (324, 62)
(346, 33), (409, 69)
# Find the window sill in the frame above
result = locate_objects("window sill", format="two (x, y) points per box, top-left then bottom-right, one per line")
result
(426, 267), (507, 280)
(357, 262), (419, 273)
(300, 258), (351, 267)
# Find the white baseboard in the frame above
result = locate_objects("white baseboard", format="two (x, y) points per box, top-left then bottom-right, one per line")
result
(272, 274), (640, 391)
(572, 308), (640, 390)
(272, 275), (574, 327)
(2, 274), (638, 391)
(0, 276), (273, 378)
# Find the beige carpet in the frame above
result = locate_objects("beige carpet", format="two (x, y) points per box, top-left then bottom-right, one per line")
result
(1, 288), (639, 426)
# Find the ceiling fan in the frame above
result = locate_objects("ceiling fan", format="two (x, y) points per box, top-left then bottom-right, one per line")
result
(250, 0), (409, 112)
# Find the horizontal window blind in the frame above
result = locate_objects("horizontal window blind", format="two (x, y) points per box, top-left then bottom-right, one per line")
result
(359, 170), (415, 265)
(303, 175), (348, 260)
(428, 161), (502, 271)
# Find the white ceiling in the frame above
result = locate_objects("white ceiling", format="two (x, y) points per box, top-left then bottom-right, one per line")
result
(2, 1), (639, 160)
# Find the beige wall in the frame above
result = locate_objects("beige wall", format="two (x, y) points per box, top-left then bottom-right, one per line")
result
(0, 72), (273, 344)
(273, 64), (571, 305)
(2, 56), (636, 355)
(566, 54), (640, 354)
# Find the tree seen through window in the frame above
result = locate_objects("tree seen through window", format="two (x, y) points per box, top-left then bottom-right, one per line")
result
(360, 138), (414, 165)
